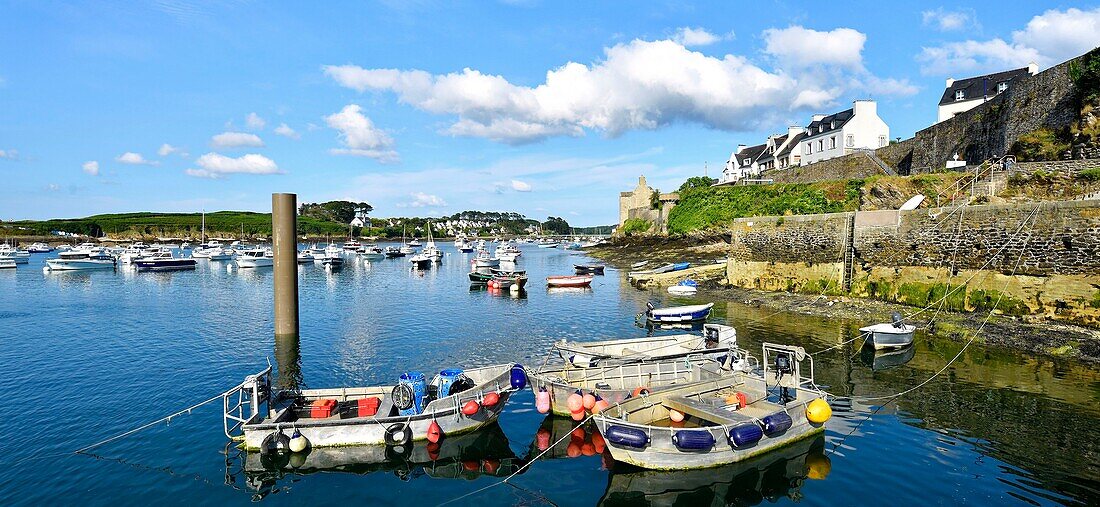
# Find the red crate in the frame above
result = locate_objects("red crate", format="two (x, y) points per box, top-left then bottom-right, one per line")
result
(357, 397), (381, 417)
(310, 399), (337, 418)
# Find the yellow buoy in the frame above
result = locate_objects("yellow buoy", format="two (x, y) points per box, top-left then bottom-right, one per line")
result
(805, 452), (832, 480)
(806, 398), (832, 424)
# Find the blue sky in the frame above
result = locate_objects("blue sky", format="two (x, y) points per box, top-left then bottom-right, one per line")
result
(2, 1), (1099, 225)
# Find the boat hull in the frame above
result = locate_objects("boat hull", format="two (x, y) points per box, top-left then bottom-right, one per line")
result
(236, 258), (273, 268)
(546, 275), (593, 288)
(45, 259), (115, 271)
(859, 324), (916, 350)
(134, 259), (197, 272)
(647, 303), (713, 323)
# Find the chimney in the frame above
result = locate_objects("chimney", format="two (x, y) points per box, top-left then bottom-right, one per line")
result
(812, 114), (826, 122)
(1027, 62), (1038, 75)
(946, 77), (955, 88)
(735, 144), (746, 154)
(787, 125), (802, 138)
(853, 99), (876, 117)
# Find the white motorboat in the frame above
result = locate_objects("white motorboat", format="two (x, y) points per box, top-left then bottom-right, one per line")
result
(408, 238), (422, 247)
(308, 243), (327, 257)
(343, 239), (362, 251)
(358, 244), (385, 260)
(0, 245), (30, 264)
(133, 250), (197, 272)
(235, 248), (273, 268)
(297, 250), (315, 263)
(45, 249), (115, 271)
(409, 252), (432, 270)
(27, 242), (53, 253)
(497, 251), (519, 262)
(494, 241), (520, 262)
(205, 248), (234, 261)
(0, 258), (15, 269)
(473, 249), (499, 268)
(860, 314), (917, 349)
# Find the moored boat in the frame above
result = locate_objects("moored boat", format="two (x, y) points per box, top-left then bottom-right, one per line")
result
(0, 258), (15, 269)
(554, 324), (739, 366)
(27, 242), (53, 253)
(226, 364), (527, 451)
(45, 250), (116, 271)
(546, 275), (593, 288)
(358, 244), (385, 260)
(644, 302), (713, 324)
(488, 272), (527, 290)
(592, 343), (831, 470)
(236, 249), (274, 268)
(859, 314), (916, 349)
(472, 250), (499, 269)
(384, 246), (406, 258)
(409, 253), (432, 270)
(667, 279), (699, 296)
(134, 250), (198, 272)
(0, 245), (30, 264)
(574, 264), (605, 275)
(297, 250), (315, 263)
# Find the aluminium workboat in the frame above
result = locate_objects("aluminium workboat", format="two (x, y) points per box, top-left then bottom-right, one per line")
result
(553, 324), (739, 366)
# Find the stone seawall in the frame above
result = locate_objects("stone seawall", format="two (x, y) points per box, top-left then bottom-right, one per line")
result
(727, 200), (1100, 327)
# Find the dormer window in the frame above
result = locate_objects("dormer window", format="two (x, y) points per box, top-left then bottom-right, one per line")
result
(955, 90), (965, 101)
(818, 125), (823, 133)
(997, 82), (1008, 93)
(830, 121), (836, 129)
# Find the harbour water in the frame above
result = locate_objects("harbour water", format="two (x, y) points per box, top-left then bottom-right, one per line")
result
(1, 244), (1097, 505)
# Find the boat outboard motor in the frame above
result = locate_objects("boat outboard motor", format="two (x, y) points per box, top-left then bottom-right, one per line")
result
(774, 352), (794, 403)
(646, 301), (655, 312)
(891, 312), (904, 329)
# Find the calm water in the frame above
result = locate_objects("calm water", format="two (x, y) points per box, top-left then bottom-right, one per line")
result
(1, 243), (1097, 506)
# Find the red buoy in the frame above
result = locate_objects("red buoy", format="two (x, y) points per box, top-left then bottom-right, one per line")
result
(536, 428), (551, 451)
(461, 400), (480, 415)
(426, 420), (443, 444)
(582, 392), (596, 411)
(566, 391), (583, 413)
(482, 391), (500, 407)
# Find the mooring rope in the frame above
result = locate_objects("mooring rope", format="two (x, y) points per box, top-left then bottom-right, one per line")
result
(74, 389), (234, 455)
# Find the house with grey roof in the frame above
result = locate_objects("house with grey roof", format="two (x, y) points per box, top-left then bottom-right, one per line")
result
(937, 63), (1038, 123)
(797, 100), (889, 166)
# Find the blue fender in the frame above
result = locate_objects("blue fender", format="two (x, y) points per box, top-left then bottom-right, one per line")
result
(728, 424), (763, 448)
(762, 412), (793, 436)
(510, 364), (527, 390)
(672, 430), (715, 450)
(605, 425), (649, 449)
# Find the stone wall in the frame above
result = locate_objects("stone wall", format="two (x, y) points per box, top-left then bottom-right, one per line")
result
(726, 200), (1100, 326)
(1010, 159), (1100, 177)
(768, 153), (883, 184)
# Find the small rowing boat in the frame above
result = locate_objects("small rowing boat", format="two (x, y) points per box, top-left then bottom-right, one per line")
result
(574, 264), (605, 275)
(546, 275), (593, 288)
(592, 343), (831, 470)
(667, 279), (698, 296)
(859, 313), (916, 349)
(553, 324), (738, 366)
(644, 302), (713, 324)
(228, 364), (528, 451)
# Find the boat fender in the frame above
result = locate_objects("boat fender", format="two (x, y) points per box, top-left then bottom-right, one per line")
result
(592, 394), (610, 414)
(672, 429), (715, 451)
(806, 398), (832, 424)
(510, 364), (527, 390)
(384, 422), (412, 446)
(668, 408), (685, 423)
(536, 387), (551, 414)
(261, 430), (291, 455)
(728, 423), (763, 448)
(426, 420), (444, 444)
(288, 429), (309, 453)
(482, 391), (500, 407)
(566, 390), (584, 413)
(461, 400), (481, 416)
(762, 412), (794, 436)
(570, 409), (585, 421)
(582, 392), (596, 411)
(605, 425), (649, 449)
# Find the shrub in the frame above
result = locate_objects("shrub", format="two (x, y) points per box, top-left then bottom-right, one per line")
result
(1010, 128), (1071, 161)
(1076, 167), (1100, 182)
(620, 218), (652, 236)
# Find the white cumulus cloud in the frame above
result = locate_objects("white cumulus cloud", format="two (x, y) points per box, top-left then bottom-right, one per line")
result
(82, 161), (99, 176)
(921, 8), (975, 31)
(0, 149), (17, 160)
(116, 151), (159, 166)
(246, 112), (266, 130)
(511, 179), (532, 192)
(403, 192), (446, 208)
(185, 153), (281, 179)
(672, 27), (725, 47)
(323, 28), (904, 144)
(274, 123), (300, 139)
(918, 7), (1100, 76)
(211, 132), (265, 148)
(325, 104), (399, 163)
(157, 143), (188, 157)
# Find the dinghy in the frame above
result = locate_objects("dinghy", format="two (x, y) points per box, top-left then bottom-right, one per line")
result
(546, 275), (593, 288)
(630, 261), (649, 269)
(667, 279), (698, 296)
(644, 302), (713, 324)
(227, 364), (527, 451)
(859, 314), (917, 350)
(574, 264), (605, 275)
(592, 343), (831, 470)
(552, 324), (738, 366)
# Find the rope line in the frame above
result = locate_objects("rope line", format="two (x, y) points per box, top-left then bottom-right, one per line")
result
(75, 389), (232, 455)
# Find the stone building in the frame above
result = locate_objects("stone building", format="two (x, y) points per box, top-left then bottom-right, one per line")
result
(937, 63), (1037, 123)
(618, 175), (678, 233)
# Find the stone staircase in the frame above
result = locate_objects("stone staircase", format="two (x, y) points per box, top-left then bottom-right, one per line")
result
(855, 149), (897, 176)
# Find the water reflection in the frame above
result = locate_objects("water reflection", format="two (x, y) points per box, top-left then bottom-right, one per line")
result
(859, 343), (915, 371)
(274, 334), (302, 390)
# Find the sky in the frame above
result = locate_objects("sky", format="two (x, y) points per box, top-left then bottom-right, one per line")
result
(2, 1), (1100, 225)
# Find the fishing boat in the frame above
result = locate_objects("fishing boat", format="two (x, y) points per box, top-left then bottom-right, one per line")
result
(553, 324), (739, 366)
(472, 250), (499, 269)
(236, 249), (273, 268)
(45, 249), (115, 271)
(536, 239), (558, 248)
(574, 264), (605, 275)
(667, 279), (699, 296)
(546, 275), (593, 288)
(456, 239), (475, 253)
(27, 242), (52, 253)
(384, 246), (405, 258)
(468, 268), (525, 285)
(308, 243), (327, 258)
(592, 342), (831, 470)
(224, 364), (527, 451)
(488, 272), (527, 290)
(409, 253), (432, 270)
(859, 313), (917, 349)
(0, 258), (15, 269)
(643, 302), (713, 324)
(321, 254), (344, 269)
(358, 244), (385, 260)
(134, 250), (198, 272)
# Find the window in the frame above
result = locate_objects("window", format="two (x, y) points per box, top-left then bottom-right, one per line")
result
(807, 144), (812, 154)
(830, 121), (836, 129)
(830, 136), (836, 149)
(818, 125), (824, 133)
(955, 90), (965, 101)
(846, 135), (854, 147)
(997, 82), (1008, 93)
(818, 139), (823, 151)
(878, 135), (887, 147)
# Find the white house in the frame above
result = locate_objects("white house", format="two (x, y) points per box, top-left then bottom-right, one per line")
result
(798, 100), (889, 166)
(755, 126), (805, 172)
(350, 216), (371, 228)
(937, 63), (1038, 123)
(720, 142), (766, 184)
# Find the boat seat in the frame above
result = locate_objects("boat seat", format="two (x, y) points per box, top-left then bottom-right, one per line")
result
(661, 395), (755, 425)
(375, 396), (396, 418)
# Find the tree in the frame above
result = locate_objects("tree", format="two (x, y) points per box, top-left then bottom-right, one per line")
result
(298, 201), (373, 224)
(542, 216), (570, 235)
(678, 176), (717, 193)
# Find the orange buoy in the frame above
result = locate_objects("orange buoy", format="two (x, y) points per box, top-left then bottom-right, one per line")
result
(591, 432), (606, 454)
(669, 408), (685, 423)
(592, 394), (610, 414)
(581, 442), (596, 456)
(631, 386), (650, 398)
(461, 400), (480, 415)
(566, 390), (583, 413)
(566, 441), (581, 458)
(536, 428), (551, 451)
(482, 459), (500, 474)
(736, 392), (748, 408)
(570, 408), (585, 421)
(426, 420), (443, 444)
(482, 391), (500, 407)
(582, 392), (596, 410)
(536, 387), (551, 414)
